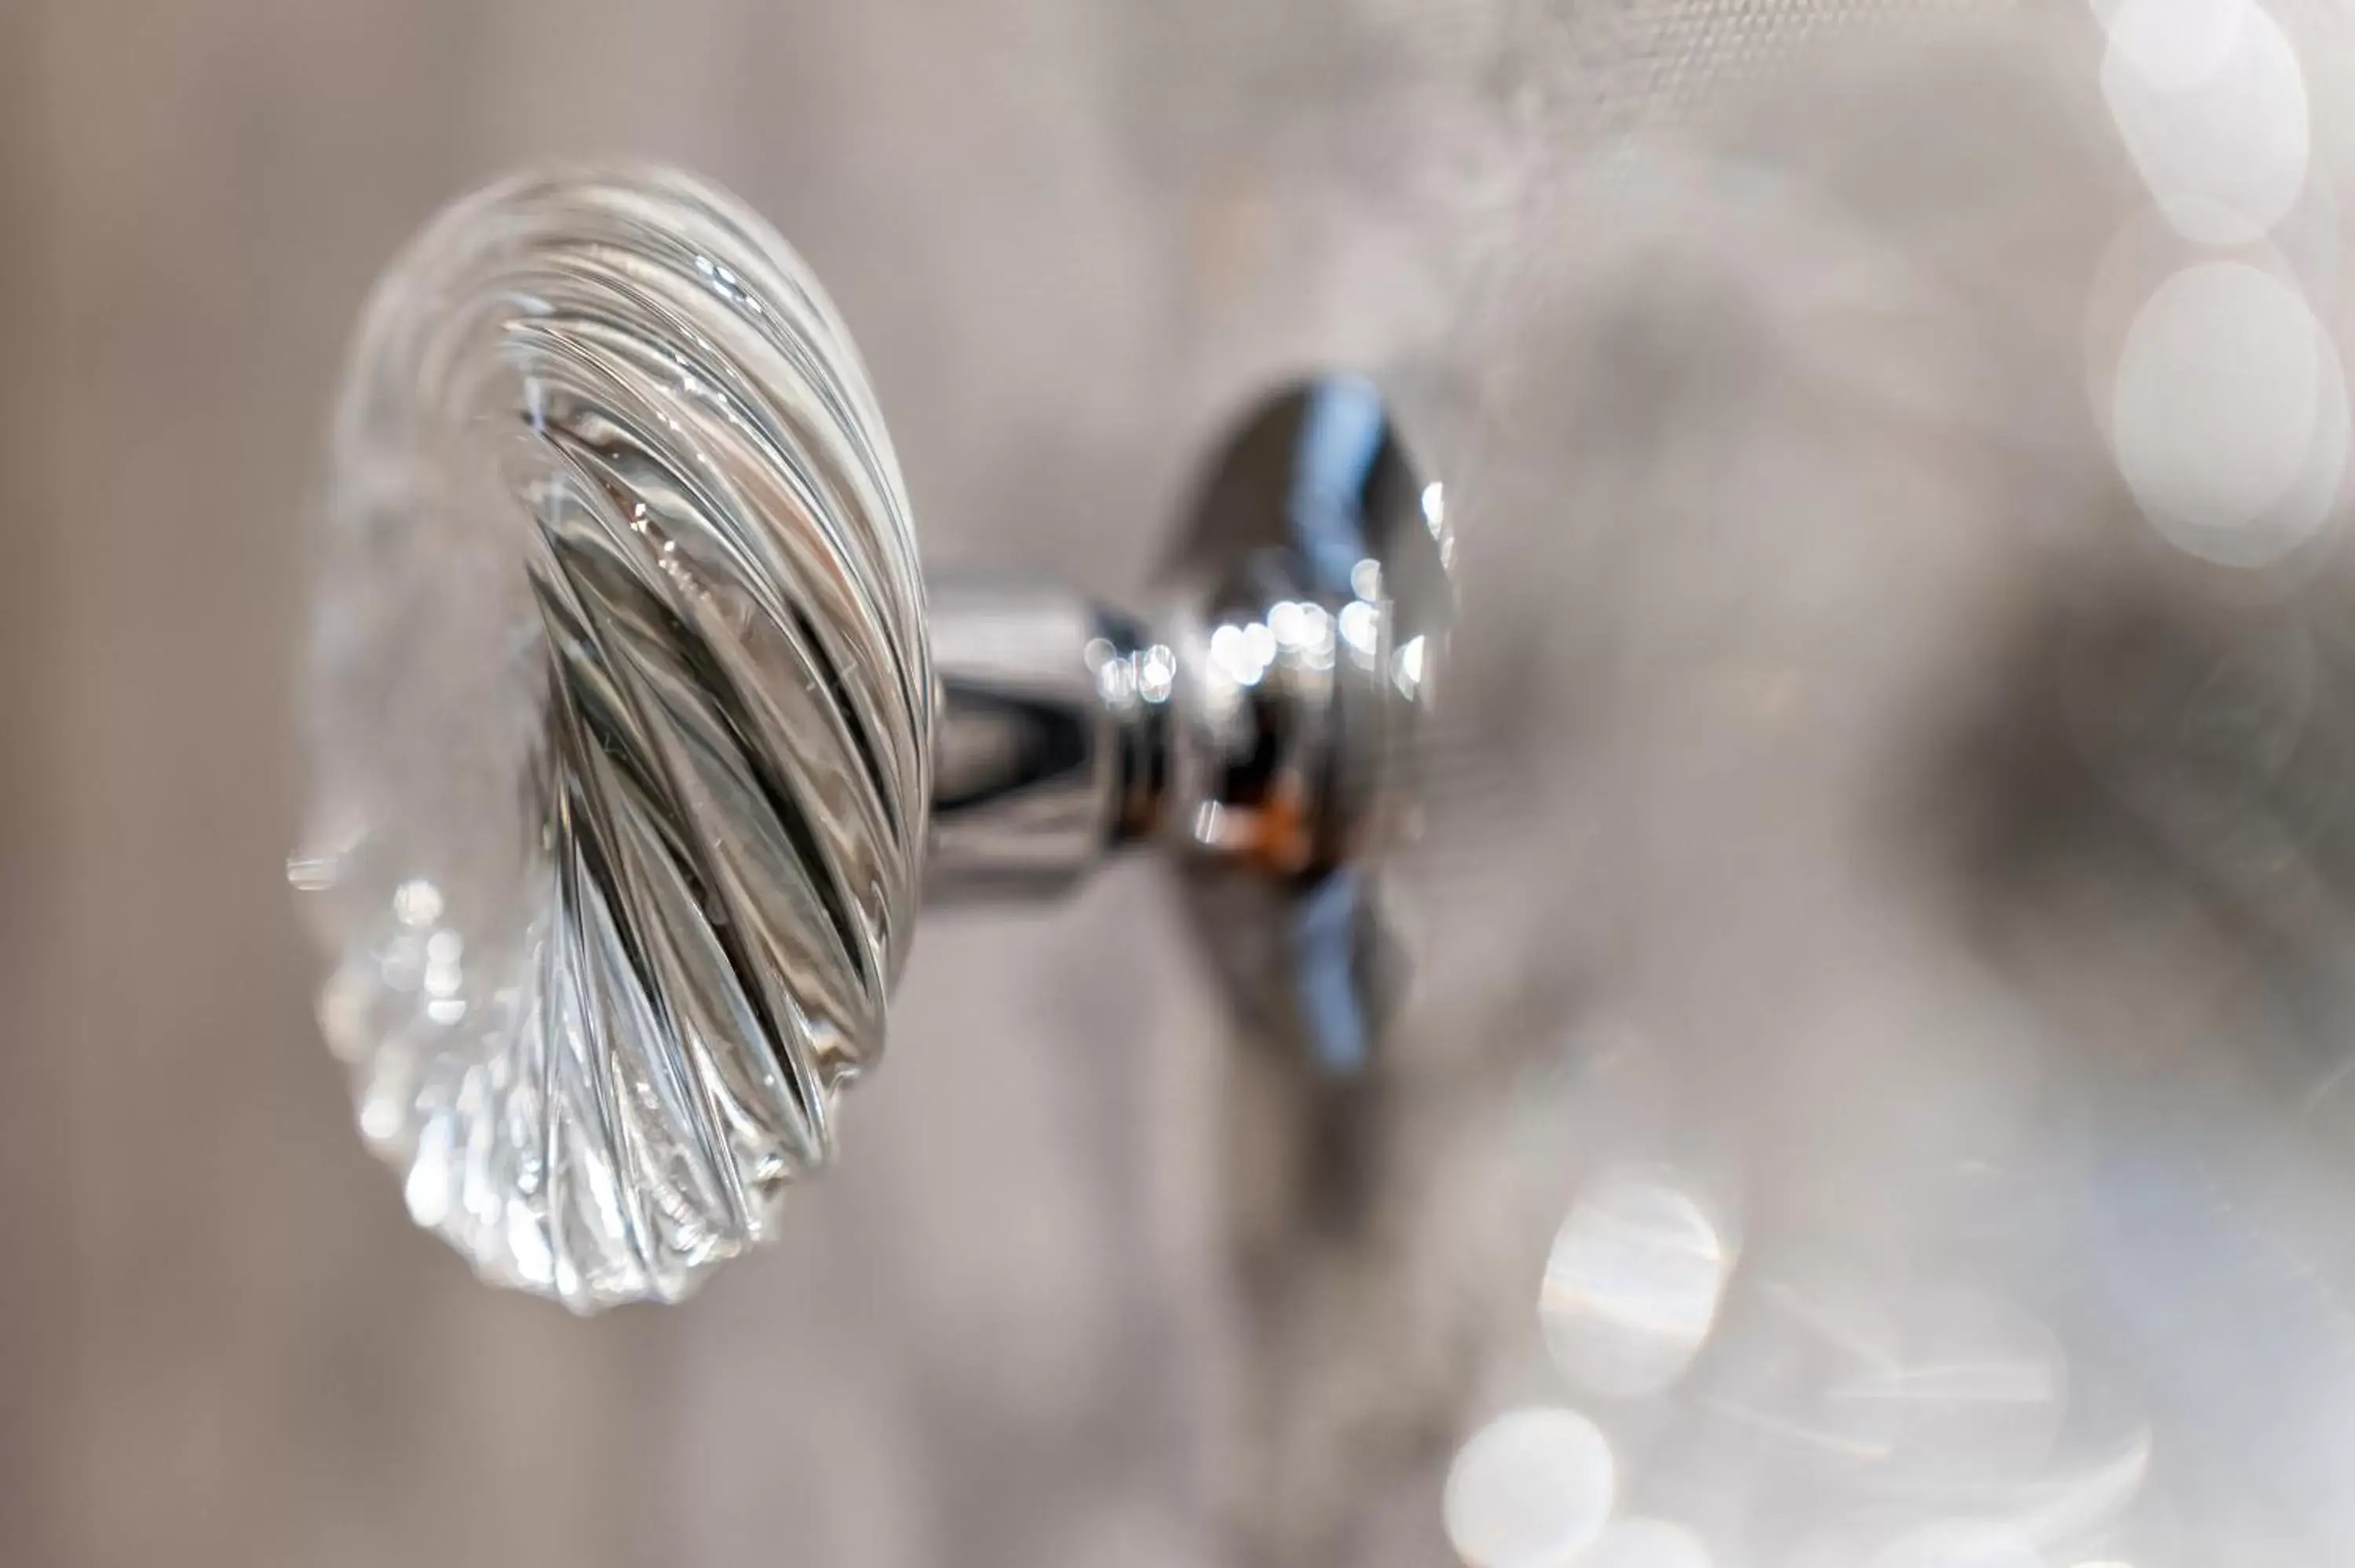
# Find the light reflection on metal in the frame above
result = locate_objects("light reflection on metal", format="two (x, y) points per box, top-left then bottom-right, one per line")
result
(1394, 633), (1428, 698)
(1156, 377), (1452, 1071)
(390, 877), (442, 928)
(1137, 644), (1178, 702)
(1243, 618), (1278, 675)
(1208, 622), (1263, 687)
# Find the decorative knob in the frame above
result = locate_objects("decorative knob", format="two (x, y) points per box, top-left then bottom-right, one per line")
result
(294, 163), (1447, 1310)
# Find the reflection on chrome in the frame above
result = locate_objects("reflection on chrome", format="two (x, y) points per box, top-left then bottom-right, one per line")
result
(390, 876), (443, 928)
(1266, 598), (1338, 670)
(1393, 633), (1428, 698)
(1422, 480), (1456, 572)
(1442, 1407), (1615, 1568)
(1137, 643), (1178, 702)
(1208, 620), (1272, 688)
(1540, 1165), (1734, 1400)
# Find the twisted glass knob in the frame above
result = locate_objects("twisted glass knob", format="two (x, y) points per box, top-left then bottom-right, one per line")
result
(296, 164), (1443, 1311)
(295, 166), (931, 1309)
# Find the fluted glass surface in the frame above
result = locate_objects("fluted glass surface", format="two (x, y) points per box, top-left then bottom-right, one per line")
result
(293, 166), (931, 1311)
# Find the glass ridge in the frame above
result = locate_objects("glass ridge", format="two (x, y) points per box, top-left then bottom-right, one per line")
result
(294, 165), (932, 1310)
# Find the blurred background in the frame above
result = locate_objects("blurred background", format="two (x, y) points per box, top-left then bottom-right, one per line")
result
(9, 2), (2355, 1566)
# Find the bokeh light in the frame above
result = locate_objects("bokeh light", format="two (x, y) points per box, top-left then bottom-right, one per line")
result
(1442, 1407), (1616, 1568)
(2109, 260), (2346, 567)
(1541, 1166), (1734, 1401)
(2100, 0), (2309, 245)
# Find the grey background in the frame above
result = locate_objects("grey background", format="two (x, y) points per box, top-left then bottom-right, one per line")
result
(2, 5), (2225, 1567)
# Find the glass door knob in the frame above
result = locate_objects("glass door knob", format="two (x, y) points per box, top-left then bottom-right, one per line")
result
(293, 164), (1449, 1310)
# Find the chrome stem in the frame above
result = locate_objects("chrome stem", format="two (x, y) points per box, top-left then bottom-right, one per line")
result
(917, 378), (1448, 1071)
(924, 578), (1167, 899)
